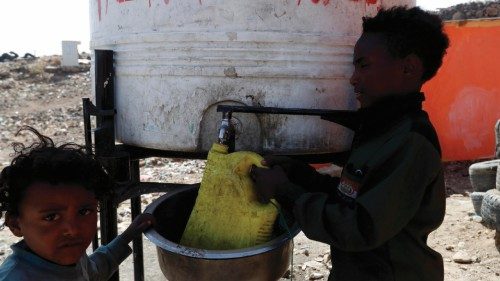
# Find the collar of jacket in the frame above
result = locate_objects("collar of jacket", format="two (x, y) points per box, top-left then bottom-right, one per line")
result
(353, 92), (425, 144)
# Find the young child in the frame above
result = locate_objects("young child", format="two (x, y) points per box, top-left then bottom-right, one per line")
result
(251, 6), (449, 281)
(0, 126), (155, 281)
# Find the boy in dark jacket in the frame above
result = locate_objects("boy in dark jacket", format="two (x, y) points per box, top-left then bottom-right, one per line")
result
(251, 6), (449, 281)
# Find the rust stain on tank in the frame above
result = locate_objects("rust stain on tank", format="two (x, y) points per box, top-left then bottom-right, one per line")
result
(223, 67), (239, 78)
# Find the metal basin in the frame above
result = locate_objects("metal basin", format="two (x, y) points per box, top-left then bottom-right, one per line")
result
(144, 186), (299, 281)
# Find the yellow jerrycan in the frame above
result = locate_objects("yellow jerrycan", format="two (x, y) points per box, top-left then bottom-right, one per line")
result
(180, 143), (279, 250)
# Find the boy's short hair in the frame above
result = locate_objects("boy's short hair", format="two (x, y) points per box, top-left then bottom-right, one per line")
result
(0, 126), (113, 218)
(362, 6), (450, 82)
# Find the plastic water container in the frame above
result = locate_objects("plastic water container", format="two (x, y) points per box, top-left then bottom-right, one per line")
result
(180, 143), (277, 250)
(90, 0), (415, 154)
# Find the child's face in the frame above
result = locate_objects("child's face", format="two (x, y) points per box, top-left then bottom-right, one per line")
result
(350, 32), (409, 108)
(7, 182), (98, 265)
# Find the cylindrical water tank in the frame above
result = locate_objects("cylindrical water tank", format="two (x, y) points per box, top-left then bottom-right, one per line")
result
(90, 0), (415, 154)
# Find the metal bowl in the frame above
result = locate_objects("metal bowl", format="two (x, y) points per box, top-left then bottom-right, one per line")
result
(144, 186), (299, 281)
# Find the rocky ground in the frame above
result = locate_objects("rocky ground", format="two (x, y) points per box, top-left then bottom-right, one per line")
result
(0, 53), (499, 281)
(436, 0), (500, 20)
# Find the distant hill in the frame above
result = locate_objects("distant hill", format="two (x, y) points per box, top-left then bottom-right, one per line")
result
(435, 0), (500, 20)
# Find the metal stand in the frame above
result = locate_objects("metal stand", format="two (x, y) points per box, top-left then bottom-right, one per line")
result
(83, 50), (199, 281)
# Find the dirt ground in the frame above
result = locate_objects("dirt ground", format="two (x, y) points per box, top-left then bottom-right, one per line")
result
(0, 57), (499, 280)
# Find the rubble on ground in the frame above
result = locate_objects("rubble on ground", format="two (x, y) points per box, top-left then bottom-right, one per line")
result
(435, 1), (500, 20)
(0, 55), (498, 280)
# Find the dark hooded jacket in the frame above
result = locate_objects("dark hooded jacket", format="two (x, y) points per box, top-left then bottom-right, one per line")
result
(276, 92), (445, 281)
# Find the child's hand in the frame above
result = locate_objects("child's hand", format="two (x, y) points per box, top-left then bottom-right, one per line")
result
(121, 213), (156, 243)
(261, 155), (294, 169)
(261, 155), (315, 184)
(250, 165), (289, 204)
(262, 155), (311, 177)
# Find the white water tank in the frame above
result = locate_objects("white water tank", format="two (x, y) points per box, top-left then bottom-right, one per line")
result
(90, 0), (415, 154)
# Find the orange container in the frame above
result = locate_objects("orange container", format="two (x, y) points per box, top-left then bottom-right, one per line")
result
(422, 19), (500, 161)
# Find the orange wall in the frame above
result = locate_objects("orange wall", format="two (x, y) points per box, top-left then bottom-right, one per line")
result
(422, 19), (500, 161)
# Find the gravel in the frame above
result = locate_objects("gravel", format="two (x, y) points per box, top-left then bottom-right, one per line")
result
(1, 55), (499, 280)
(435, 1), (500, 20)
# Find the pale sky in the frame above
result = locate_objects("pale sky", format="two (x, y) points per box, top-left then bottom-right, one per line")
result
(1, 0), (90, 57)
(0, 0), (484, 56)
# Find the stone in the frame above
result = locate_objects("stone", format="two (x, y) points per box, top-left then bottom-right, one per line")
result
(44, 65), (60, 73)
(0, 70), (10, 79)
(119, 210), (131, 217)
(309, 272), (324, 280)
(322, 253), (331, 263)
(452, 11), (466, 20)
(485, 6), (499, 17)
(453, 251), (473, 264)
(472, 215), (483, 223)
(302, 261), (324, 271)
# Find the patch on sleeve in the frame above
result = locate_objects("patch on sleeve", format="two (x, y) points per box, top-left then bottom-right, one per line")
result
(337, 176), (362, 199)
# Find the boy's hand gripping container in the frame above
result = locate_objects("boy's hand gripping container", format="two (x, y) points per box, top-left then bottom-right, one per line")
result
(180, 143), (279, 250)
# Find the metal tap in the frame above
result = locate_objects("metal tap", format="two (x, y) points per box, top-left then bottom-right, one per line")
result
(218, 111), (235, 152)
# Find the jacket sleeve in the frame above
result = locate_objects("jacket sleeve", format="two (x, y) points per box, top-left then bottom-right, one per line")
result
(273, 166), (341, 212)
(292, 134), (443, 252)
(285, 160), (340, 194)
(83, 236), (132, 280)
